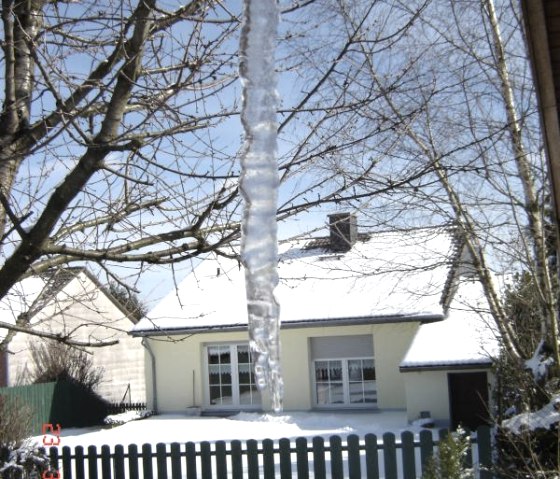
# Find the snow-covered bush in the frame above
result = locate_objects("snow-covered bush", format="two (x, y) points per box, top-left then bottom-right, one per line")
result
(0, 444), (49, 479)
(421, 428), (473, 479)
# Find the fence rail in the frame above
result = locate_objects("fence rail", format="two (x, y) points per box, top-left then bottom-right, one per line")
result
(45, 427), (493, 479)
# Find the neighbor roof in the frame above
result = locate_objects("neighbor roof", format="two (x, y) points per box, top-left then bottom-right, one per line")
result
(132, 226), (459, 336)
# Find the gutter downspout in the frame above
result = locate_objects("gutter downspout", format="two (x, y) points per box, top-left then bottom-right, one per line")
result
(141, 338), (158, 414)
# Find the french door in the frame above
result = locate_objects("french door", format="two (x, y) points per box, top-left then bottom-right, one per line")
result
(205, 344), (261, 408)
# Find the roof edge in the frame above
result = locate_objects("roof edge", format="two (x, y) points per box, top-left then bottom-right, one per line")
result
(130, 313), (445, 337)
(399, 360), (493, 373)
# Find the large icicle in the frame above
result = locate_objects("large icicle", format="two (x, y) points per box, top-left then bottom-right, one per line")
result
(239, 0), (283, 412)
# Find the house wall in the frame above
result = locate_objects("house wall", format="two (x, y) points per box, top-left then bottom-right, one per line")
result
(146, 321), (419, 413)
(7, 273), (145, 403)
(402, 367), (493, 424)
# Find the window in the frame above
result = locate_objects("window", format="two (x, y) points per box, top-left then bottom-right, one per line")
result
(314, 357), (376, 407)
(310, 334), (376, 408)
(205, 344), (260, 408)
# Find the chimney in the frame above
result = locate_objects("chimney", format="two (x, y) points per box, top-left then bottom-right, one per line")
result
(328, 213), (357, 252)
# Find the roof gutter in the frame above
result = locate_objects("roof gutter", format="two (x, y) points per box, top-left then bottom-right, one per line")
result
(399, 361), (493, 373)
(141, 338), (158, 414)
(131, 313), (444, 337)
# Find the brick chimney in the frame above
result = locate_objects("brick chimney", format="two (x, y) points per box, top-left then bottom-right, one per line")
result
(328, 213), (358, 252)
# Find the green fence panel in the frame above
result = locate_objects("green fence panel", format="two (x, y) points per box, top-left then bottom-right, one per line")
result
(0, 382), (56, 434)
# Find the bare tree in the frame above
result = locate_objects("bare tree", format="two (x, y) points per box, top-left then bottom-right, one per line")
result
(0, 0), (430, 348)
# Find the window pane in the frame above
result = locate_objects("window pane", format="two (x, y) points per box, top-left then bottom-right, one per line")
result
(363, 360), (376, 380)
(237, 345), (250, 364)
(363, 381), (377, 403)
(348, 360), (363, 381)
(315, 361), (329, 381)
(329, 361), (343, 380)
(316, 384), (330, 405)
(329, 382), (345, 403)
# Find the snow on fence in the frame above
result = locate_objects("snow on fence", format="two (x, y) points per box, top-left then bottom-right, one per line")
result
(44, 427), (493, 479)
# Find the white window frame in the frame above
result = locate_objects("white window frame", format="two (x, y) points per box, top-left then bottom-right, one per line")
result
(312, 356), (377, 408)
(203, 343), (261, 410)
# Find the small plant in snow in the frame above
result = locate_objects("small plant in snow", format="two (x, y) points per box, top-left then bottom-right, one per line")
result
(422, 427), (474, 479)
(0, 396), (49, 479)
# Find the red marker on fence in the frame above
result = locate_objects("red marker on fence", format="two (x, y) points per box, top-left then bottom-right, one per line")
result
(41, 423), (62, 479)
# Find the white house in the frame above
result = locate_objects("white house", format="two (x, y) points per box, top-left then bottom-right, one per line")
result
(0, 268), (146, 403)
(131, 213), (499, 428)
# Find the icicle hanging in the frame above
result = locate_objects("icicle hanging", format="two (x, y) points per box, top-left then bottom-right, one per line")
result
(238, 0), (284, 412)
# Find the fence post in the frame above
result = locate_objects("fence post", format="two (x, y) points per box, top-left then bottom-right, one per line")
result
(87, 445), (98, 479)
(247, 439), (260, 479)
(401, 431), (416, 479)
(329, 435), (344, 479)
(215, 440), (227, 478)
(74, 445), (85, 479)
(170, 443), (182, 479)
(279, 438), (292, 479)
(62, 446), (73, 479)
(382, 432), (398, 479)
(128, 444), (139, 479)
(296, 437), (309, 479)
(155, 443), (167, 479)
(185, 442), (197, 479)
(200, 441), (212, 479)
(101, 445), (112, 479)
(262, 438), (275, 479)
(477, 425), (493, 479)
(364, 434), (379, 479)
(347, 434), (361, 479)
(113, 445), (125, 479)
(142, 443), (154, 479)
(419, 429), (434, 475)
(230, 440), (243, 479)
(312, 436), (327, 479)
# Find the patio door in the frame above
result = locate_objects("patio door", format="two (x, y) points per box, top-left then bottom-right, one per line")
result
(205, 344), (261, 409)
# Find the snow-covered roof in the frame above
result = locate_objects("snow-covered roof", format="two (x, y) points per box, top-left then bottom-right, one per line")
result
(400, 279), (500, 370)
(0, 268), (131, 341)
(132, 226), (458, 336)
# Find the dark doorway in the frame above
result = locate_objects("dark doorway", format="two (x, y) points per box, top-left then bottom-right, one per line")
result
(448, 371), (489, 430)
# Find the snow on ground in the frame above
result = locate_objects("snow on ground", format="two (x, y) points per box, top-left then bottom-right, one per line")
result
(31, 411), (427, 449)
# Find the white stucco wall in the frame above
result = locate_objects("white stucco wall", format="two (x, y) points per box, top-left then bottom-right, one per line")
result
(145, 321), (419, 413)
(402, 368), (493, 424)
(7, 272), (146, 403)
